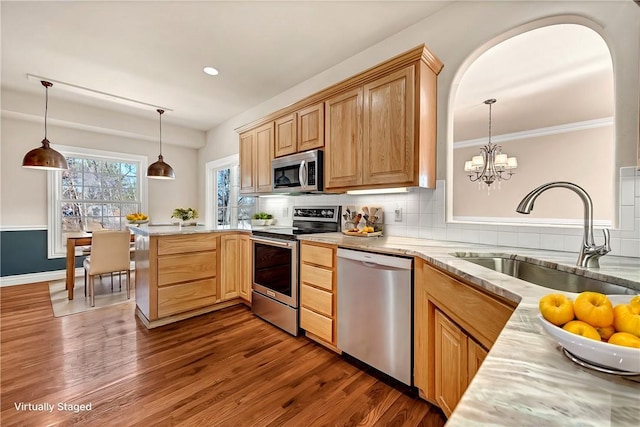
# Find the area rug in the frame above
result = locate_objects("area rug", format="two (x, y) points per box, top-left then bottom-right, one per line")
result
(48, 273), (135, 317)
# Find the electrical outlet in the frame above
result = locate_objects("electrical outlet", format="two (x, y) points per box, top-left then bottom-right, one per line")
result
(394, 207), (402, 222)
(283, 207), (289, 217)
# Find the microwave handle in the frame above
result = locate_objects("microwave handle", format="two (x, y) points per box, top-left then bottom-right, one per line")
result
(299, 160), (307, 187)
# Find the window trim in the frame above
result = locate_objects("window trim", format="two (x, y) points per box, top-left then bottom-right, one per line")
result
(47, 145), (148, 259)
(205, 154), (239, 229)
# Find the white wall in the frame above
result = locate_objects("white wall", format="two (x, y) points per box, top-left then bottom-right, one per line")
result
(1, 92), (202, 227)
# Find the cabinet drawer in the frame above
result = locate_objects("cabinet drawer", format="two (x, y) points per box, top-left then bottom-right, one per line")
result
(158, 252), (216, 286)
(157, 234), (217, 255)
(301, 307), (333, 343)
(424, 263), (514, 348)
(301, 244), (334, 268)
(300, 264), (333, 291)
(301, 284), (332, 316)
(158, 278), (217, 317)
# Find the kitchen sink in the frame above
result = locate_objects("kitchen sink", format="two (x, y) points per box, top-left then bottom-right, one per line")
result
(451, 253), (637, 295)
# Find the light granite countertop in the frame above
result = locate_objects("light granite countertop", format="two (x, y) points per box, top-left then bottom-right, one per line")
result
(297, 233), (640, 427)
(128, 224), (251, 237)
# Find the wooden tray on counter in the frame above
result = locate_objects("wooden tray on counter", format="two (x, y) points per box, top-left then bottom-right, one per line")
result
(342, 230), (383, 238)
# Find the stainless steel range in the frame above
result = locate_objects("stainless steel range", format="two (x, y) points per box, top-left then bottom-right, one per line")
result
(250, 206), (341, 335)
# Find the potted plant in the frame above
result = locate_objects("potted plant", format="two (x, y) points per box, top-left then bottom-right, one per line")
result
(251, 212), (274, 226)
(171, 207), (199, 226)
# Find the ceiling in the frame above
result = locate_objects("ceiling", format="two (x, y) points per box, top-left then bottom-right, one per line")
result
(1, 1), (452, 133)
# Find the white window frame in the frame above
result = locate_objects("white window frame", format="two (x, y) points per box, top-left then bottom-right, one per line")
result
(205, 154), (242, 229)
(47, 145), (148, 259)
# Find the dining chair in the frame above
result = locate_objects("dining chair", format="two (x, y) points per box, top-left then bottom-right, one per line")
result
(83, 230), (132, 307)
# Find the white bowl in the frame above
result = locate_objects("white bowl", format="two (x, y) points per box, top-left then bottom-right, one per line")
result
(538, 295), (640, 373)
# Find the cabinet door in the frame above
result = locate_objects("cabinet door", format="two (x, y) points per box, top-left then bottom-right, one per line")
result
(363, 65), (415, 186)
(239, 131), (256, 193)
(434, 309), (468, 418)
(274, 113), (297, 157)
(239, 234), (251, 302)
(324, 87), (363, 189)
(220, 235), (240, 300)
(255, 122), (274, 193)
(467, 338), (487, 384)
(298, 102), (324, 152)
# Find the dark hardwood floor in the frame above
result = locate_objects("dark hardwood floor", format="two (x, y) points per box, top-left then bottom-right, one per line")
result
(1, 282), (446, 426)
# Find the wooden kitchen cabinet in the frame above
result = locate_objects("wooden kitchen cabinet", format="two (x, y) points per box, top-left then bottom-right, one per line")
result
(240, 122), (274, 194)
(220, 234), (241, 300)
(299, 241), (339, 351)
(324, 50), (441, 192)
(135, 233), (219, 327)
(324, 87), (363, 188)
(239, 234), (251, 303)
(274, 113), (297, 157)
(297, 102), (324, 152)
(414, 258), (515, 417)
(236, 44), (442, 192)
(362, 66), (415, 185)
(220, 233), (252, 303)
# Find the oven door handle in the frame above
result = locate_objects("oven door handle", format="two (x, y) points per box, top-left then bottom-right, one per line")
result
(250, 236), (295, 248)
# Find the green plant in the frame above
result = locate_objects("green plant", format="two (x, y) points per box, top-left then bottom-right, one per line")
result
(252, 212), (273, 220)
(172, 207), (199, 221)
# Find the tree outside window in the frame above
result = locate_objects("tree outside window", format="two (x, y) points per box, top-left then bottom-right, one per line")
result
(60, 157), (141, 232)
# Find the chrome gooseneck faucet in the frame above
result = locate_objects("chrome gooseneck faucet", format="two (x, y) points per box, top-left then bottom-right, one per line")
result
(516, 181), (610, 268)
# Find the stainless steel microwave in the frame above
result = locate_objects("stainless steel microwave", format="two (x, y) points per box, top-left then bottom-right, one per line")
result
(272, 149), (323, 193)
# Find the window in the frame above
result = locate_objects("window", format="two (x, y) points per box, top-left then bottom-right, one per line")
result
(206, 155), (255, 228)
(48, 146), (147, 258)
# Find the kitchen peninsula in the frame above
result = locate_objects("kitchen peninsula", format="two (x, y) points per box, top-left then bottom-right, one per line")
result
(130, 225), (251, 328)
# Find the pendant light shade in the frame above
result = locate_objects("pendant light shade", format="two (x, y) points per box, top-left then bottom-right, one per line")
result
(22, 81), (68, 170)
(147, 109), (175, 179)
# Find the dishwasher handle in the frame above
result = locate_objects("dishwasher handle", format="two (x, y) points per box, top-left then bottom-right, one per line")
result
(337, 248), (412, 270)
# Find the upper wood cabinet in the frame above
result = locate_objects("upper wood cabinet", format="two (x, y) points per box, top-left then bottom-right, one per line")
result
(324, 88), (363, 188)
(363, 66), (415, 185)
(274, 113), (297, 157)
(274, 102), (325, 158)
(240, 122), (274, 194)
(236, 44), (442, 192)
(325, 62), (437, 191)
(297, 102), (324, 152)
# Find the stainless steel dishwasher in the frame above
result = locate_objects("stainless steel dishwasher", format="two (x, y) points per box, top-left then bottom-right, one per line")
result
(337, 248), (413, 385)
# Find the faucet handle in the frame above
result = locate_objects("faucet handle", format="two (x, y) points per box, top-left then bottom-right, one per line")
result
(599, 228), (611, 254)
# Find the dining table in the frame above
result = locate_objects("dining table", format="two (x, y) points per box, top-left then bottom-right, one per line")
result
(65, 231), (134, 300)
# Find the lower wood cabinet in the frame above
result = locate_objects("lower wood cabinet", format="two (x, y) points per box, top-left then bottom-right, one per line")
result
(220, 233), (252, 303)
(414, 258), (515, 417)
(299, 241), (338, 350)
(239, 234), (251, 303)
(134, 231), (251, 328)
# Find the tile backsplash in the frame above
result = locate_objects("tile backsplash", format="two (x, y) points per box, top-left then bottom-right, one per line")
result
(258, 167), (640, 258)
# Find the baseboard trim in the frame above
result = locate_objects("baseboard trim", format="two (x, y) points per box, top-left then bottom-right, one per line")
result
(1, 264), (134, 287)
(0, 268), (81, 287)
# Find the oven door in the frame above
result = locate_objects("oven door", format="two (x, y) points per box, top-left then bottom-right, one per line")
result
(251, 236), (298, 307)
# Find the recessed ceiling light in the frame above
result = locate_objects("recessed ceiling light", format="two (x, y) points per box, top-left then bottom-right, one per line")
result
(203, 66), (219, 76)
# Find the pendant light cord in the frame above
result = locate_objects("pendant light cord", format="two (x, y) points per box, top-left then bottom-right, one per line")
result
(44, 84), (49, 140)
(157, 109), (164, 157)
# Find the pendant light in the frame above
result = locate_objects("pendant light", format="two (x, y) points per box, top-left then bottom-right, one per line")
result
(22, 81), (68, 170)
(146, 109), (175, 179)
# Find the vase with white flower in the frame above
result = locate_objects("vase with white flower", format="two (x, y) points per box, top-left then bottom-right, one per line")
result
(172, 208), (199, 227)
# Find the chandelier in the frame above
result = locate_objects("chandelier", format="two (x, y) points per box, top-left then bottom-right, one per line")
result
(464, 99), (517, 188)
